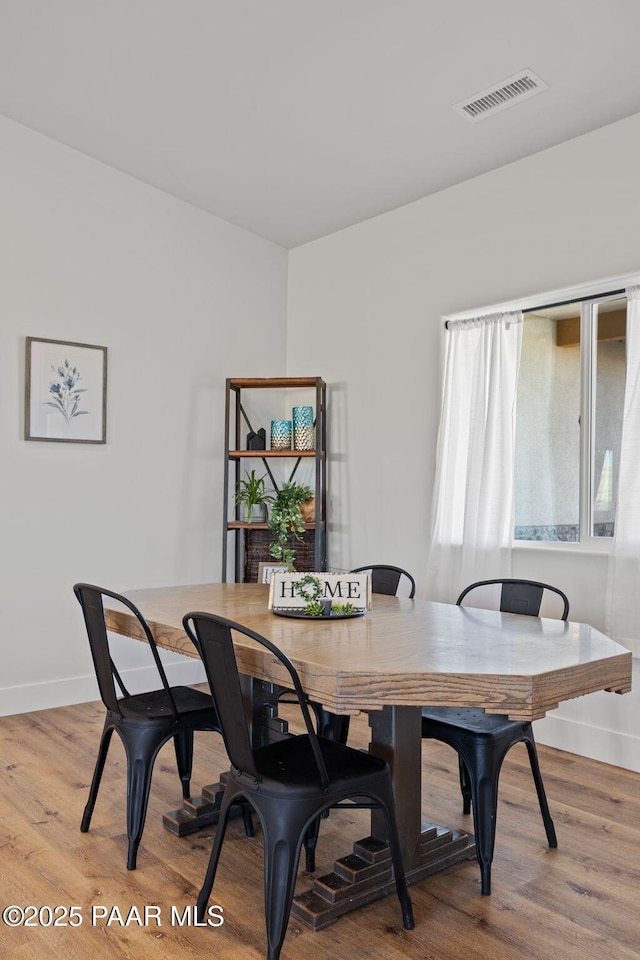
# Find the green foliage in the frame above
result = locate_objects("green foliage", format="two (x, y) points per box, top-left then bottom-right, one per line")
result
(292, 576), (356, 617)
(268, 481), (314, 567)
(235, 470), (273, 523)
(303, 601), (325, 616)
(331, 601), (356, 615)
(293, 573), (324, 615)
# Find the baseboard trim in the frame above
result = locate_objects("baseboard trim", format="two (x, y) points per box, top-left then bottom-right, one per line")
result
(0, 659), (207, 718)
(534, 713), (640, 773)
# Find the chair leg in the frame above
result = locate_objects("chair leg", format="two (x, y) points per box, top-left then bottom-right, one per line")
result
(173, 729), (194, 800)
(175, 732), (255, 838)
(241, 801), (256, 838)
(463, 747), (503, 896)
(458, 754), (472, 815)
(259, 800), (315, 960)
(373, 785), (414, 930)
(524, 738), (557, 848)
(125, 740), (160, 870)
(303, 816), (321, 872)
(81, 724), (114, 833)
(196, 789), (237, 922)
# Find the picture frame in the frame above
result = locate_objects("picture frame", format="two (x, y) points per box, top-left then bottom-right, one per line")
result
(24, 337), (107, 444)
(257, 562), (293, 585)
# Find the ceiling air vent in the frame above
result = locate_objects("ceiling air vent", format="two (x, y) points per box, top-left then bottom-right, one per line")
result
(453, 69), (548, 122)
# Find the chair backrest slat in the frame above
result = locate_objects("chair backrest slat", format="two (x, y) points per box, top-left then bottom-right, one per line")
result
(500, 581), (545, 616)
(457, 578), (569, 621)
(183, 614), (259, 780)
(350, 564), (416, 599)
(74, 583), (180, 718)
(184, 612), (330, 790)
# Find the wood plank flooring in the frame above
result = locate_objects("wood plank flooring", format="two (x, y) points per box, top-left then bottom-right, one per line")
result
(1, 699), (638, 960)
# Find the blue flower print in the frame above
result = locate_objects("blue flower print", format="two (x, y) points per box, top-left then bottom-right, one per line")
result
(45, 359), (89, 424)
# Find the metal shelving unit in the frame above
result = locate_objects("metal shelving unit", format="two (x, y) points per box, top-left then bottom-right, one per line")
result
(222, 377), (327, 582)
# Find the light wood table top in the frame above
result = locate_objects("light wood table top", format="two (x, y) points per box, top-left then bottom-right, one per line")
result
(104, 582), (632, 722)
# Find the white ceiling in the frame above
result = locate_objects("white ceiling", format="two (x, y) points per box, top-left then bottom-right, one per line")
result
(2, 0), (640, 248)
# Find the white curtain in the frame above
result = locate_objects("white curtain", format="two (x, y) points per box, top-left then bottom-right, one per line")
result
(426, 311), (523, 603)
(607, 286), (640, 652)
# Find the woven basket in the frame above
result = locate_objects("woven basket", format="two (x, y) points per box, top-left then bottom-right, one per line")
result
(244, 529), (317, 582)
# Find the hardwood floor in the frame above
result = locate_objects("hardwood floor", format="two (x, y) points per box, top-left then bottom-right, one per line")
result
(1, 700), (638, 960)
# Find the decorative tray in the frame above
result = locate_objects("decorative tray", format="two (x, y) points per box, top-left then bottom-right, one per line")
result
(272, 609), (365, 620)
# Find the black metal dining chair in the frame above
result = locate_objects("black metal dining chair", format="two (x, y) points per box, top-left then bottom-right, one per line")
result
(421, 578), (568, 894)
(351, 564), (416, 599)
(183, 611), (415, 960)
(73, 583), (228, 870)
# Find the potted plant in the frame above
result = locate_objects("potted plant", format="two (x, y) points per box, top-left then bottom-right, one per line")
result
(268, 480), (314, 566)
(235, 470), (273, 524)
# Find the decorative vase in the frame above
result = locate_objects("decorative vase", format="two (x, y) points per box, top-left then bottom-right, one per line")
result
(292, 405), (314, 450)
(240, 502), (267, 524)
(270, 419), (292, 450)
(319, 599), (332, 617)
(300, 497), (316, 524)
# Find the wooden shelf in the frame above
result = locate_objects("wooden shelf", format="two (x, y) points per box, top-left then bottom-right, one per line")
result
(228, 377), (325, 389)
(228, 449), (321, 459)
(227, 521), (324, 530)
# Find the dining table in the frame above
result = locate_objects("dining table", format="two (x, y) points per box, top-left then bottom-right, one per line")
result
(103, 582), (632, 929)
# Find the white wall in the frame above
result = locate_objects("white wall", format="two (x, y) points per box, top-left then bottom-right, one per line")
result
(0, 116), (288, 715)
(3, 105), (637, 770)
(287, 111), (640, 771)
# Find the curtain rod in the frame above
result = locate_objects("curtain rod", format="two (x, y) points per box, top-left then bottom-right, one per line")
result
(445, 287), (626, 328)
(522, 287), (625, 315)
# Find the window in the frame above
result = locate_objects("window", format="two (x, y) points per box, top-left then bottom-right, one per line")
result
(514, 294), (627, 542)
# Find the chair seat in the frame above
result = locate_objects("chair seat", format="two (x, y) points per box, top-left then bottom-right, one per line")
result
(421, 706), (530, 737)
(253, 734), (388, 796)
(118, 686), (215, 721)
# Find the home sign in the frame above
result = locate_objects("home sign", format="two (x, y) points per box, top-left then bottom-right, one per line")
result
(268, 572), (371, 613)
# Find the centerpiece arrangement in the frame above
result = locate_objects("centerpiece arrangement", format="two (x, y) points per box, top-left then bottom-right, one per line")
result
(293, 574), (357, 617)
(268, 571), (370, 619)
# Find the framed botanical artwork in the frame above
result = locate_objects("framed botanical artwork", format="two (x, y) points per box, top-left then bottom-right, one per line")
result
(257, 562), (293, 585)
(25, 337), (107, 443)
